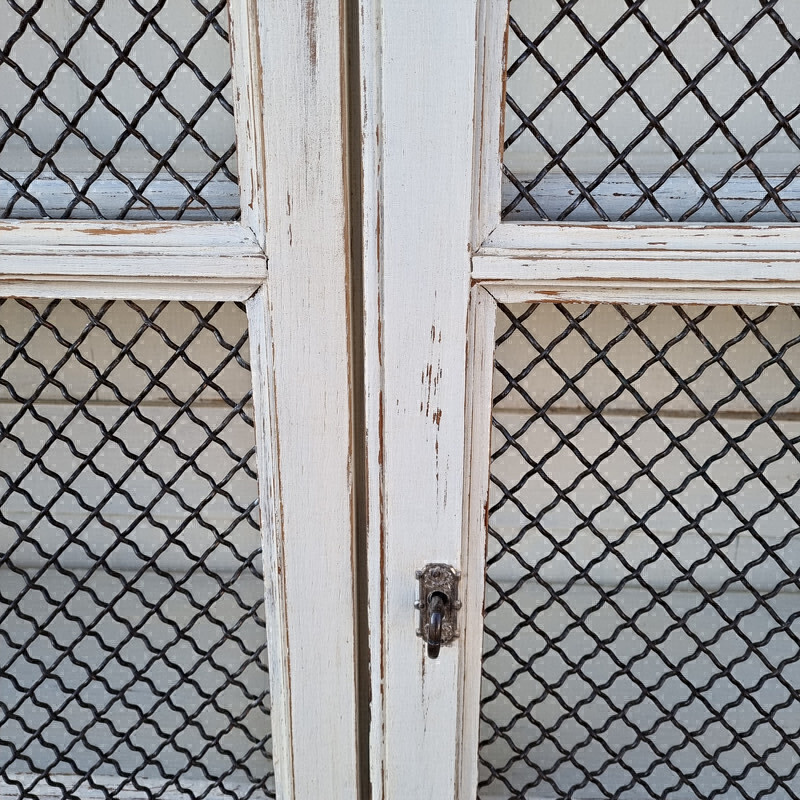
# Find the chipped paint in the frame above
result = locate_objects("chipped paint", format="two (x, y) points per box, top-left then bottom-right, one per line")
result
(303, 0), (319, 71)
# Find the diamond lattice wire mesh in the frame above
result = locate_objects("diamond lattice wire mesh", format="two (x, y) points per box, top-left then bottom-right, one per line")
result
(0, 0), (238, 220)
(482, 301), (800, 800)
(0, 299), (273, 799)
(503, 0), (800, 222)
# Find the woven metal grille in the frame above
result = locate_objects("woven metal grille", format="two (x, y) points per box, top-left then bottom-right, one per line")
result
(0, 0), (238, 220)
(482, 302), (800, 800)
(504, 1), (800, 222)
(0, 299), (273, 799)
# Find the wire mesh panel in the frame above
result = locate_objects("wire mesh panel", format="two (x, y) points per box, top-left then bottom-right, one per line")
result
(0, 299), (273, 799)
(482, 302), (800, 800)
(503, 1), (800, 222)
(0, 0), (238, 220)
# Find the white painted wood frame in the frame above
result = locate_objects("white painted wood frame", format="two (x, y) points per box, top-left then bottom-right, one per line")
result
(361, 1), (479, 796)
(0, 0), (359, 797)
(361, 0), (800, 798)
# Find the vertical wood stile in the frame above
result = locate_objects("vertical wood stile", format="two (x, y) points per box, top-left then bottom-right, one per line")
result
(361, 0), (482, 797)
(246, 287), (295, 800)
(456, 286), (498, 799)
(472, 0), (510, 249)
(229, 0), (269, 247)
(359, 0), (385, 793)
(258, 0), (360, 797)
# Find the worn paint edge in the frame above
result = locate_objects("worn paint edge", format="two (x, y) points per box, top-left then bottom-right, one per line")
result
(455, 284), (497, 798)
(245, 286), (296, 799)
(481, 280), (800, 306)
(0, 277), (261, 302)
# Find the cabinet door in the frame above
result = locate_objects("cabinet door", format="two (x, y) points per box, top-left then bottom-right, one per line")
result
(0, 2), (358, 798)
(362, 2), (800, 798)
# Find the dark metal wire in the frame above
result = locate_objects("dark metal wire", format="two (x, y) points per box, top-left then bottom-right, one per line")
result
(481, 302), (800, 800)
(0, 1), (238, 220)
(0, 299), (273, 799)
(503, 0), (800, 222)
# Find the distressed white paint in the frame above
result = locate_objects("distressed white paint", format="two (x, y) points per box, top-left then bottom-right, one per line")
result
(475, 221), (800, 283)
(229, 0), (268, 244)
(474, 258), (800, 283)
(359, 0), (385, 793)
(472, 0), (509, 248)
(361, 0), (480, 797)
(0, 278), (258, 301)
(0, 220), (263, 299)
(257, 0), (360, 796)
(0, 219), (261, 252)
(484, 281), (800, 306)
(246, 287), (294, 800)
(456, 286), (497, 800)
(358, 0), (390, 795)
(483, 220), (800, 254)
(0, 220), (264, 299)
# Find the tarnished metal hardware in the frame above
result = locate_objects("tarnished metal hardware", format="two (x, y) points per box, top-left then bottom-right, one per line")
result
(415, 563), (461, 659)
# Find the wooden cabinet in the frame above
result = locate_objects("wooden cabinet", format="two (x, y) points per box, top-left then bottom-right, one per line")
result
(4, 1), (800, 798)
(362, 2), (800, 798)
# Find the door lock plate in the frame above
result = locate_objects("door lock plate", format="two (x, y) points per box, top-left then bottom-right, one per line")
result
(415, 563), (461, 657)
